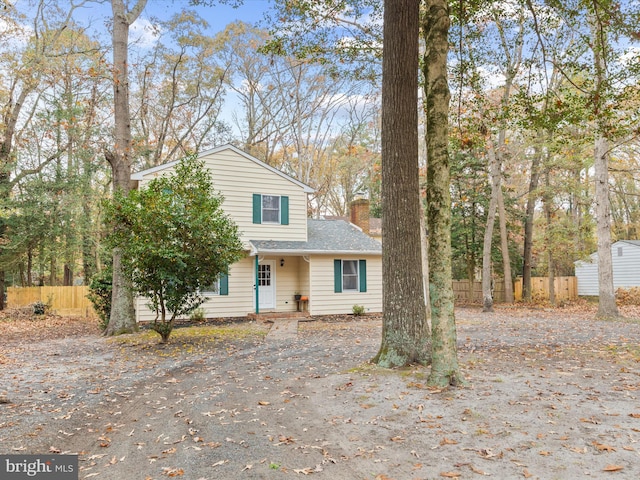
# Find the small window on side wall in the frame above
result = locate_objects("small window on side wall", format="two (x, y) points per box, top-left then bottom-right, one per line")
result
(334, 259), (367, 293)
(202, 273), (229, 295)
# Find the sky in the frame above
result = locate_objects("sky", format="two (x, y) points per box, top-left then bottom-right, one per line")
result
(68, 0), (275, 42)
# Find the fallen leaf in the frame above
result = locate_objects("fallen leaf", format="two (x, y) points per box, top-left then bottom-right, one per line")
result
(470, 465), (489, 475)
(440, 438), (458, 446)
(629, 413), (640, 418)
(539, 450), (551, 456)
(277, 435), (295, 445)
(567, 446), (587, 454)
(211, 460), (228, 467)
(241, 465), (252, 471)
(593, 442), (616, 452)
(523, 469), (533, 478)
(440, 472), (462, 478)
(603, 465), (624, 472)
(258, 401), (270, 406)
(162, 467), (184, 477)
(293, 468), (314, 475)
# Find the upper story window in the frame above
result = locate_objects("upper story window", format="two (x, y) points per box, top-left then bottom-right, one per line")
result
(253, 194), (289, 225)
(262, 195), (280, 223)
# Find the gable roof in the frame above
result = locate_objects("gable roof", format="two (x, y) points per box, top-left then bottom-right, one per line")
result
(249, 219), (382, 256)
(574, 240), (640, 265)
(618, 240), (640, 247)
(131, 144), (315, 194)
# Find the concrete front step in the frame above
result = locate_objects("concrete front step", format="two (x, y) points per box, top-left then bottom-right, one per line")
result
(248, 311), (310, 322)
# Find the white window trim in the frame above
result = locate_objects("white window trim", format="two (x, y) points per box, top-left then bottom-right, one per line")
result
(261, 194), (281, 224)
(342, 259), (359, 292)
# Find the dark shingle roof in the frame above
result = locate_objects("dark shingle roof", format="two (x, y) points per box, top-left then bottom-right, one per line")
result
(249, 219), (381, 255)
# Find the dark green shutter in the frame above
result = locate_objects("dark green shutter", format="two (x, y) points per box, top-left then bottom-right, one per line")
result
(219, 272), (229, 295)
(359, 260), (367, 292)
(281, 196), (289, 225)
(253, 194), (262, 224)
(334, 259), (342, 293)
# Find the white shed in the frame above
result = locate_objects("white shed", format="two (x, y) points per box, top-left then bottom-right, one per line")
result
(574, 240), (640, 296)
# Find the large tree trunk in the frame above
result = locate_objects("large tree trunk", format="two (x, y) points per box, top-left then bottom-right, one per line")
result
(423, 0), (464, 387)
(590, 11), (620, 318)
(481, 140), (500, 312)
(104, 0), (147, 336)
(373, 0), (430, 368)
(544, 170), (556, 306)
(522, 139), (543, 301)
(594, 135), (619, 317)
(497, 186), (513, 303)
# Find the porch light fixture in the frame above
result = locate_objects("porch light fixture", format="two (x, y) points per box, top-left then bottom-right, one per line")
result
(280, 258), (285, 267)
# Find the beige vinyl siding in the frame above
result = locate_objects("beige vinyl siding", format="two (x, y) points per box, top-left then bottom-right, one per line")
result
(308, 254), (382, 315)
(135, 256), (256, 322)
(138, 149), (308, 244)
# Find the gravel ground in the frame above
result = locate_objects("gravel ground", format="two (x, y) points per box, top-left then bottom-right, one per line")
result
(2, 305), (640, 479)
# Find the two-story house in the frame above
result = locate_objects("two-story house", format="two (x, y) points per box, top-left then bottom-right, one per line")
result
(131, 144), (382, 321)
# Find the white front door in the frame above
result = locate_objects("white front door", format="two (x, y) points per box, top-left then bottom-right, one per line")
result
(258, 261), (275, 310)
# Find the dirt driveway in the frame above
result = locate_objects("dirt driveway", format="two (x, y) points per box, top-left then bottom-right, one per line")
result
(2, 305), (640, 479)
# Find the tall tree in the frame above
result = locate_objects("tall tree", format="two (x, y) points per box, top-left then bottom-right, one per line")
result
(480, 3), (525, 311)
(132, 10), (231, 169)
(0, 0), (84, 304)
(372, 0), (430, 368)
(104, 0), (147, 336)
(589, 5), (619, 318)
(423, 0), (464, 386)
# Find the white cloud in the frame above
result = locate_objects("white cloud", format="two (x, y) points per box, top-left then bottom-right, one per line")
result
(130, 17), (162, 49)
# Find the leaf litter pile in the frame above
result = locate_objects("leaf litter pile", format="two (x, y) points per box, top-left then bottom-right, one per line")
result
(1, 304), (640, 479)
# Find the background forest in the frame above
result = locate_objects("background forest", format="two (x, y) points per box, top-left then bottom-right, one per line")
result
(0, 0), (639, 300)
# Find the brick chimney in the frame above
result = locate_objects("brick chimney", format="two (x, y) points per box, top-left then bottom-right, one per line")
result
(350, 198), (370, 235)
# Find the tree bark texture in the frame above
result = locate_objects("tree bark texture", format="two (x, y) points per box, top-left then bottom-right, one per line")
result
(481, 139), (499, 312)
(423, 0), (464, 386)
(590, 11), (620, 318)
(522, 139), (543, 301)
(497, 186), (513, 303)
(105, 0), (147, 336)
(594, 135), (619, 317)
(373, 0), (430, 368)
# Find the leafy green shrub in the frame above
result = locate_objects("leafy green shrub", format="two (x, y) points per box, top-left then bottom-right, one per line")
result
(32, 301), (48, 315)
(103, 156), (243, 343)
(352, 304), (365, 316)
(87, 267), (113, 331)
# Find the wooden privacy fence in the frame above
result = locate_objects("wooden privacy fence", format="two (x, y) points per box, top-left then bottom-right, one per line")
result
(452, 279), (506, 304)
(514, 276), (577, 302)
(452, 277), (578, 304)
(7, 286), (96, 317)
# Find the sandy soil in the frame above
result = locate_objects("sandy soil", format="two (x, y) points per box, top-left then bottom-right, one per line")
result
(2, 305), (640, 480)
